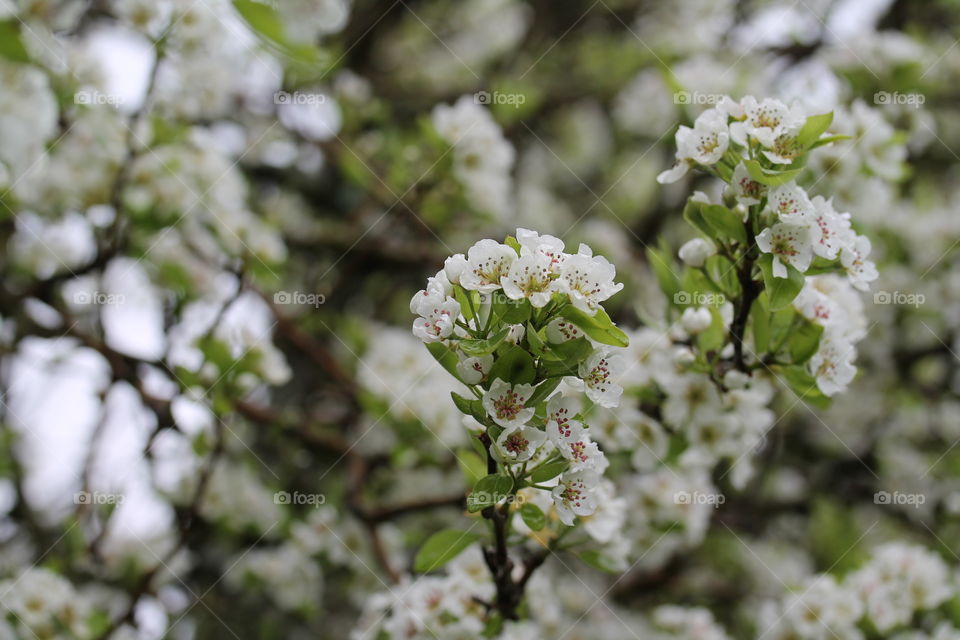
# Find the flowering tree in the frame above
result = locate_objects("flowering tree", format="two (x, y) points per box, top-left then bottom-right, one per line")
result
(1, 1), (959, 639)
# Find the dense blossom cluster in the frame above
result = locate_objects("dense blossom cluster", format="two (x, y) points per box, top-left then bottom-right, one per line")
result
(661, 94), (875, 397)
(410, 229), (626, 527)
(758, 543), (958, 639)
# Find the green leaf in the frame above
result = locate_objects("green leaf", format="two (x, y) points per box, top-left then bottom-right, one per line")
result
(682, 199), (714, 239)
(450, 392), (486, 423)
(519, 503), (546, 531)
(457, 450), (487, 485)
(542, 336), (594, 364)
(454, 286), (478, 322)
(647, 246), (681, 305)
(526, 322), (546, 356)
(701, 204), (747, 243)
(796, 112), (834, 148)
(488, 346), (537, 385)
(696, 307), (726, 354)
(530, 460), (568, 483)
(557, 306), (629, 348)
(809, 134), (851, 149)
(232, 0), (324, 64)
(504, 235), (522, 255)
(789, 321), (824, 365)
(758, 254), (804, 309)
(526, 377), (562, 408)
(467, 474), (514, 512)
(414, 529), (483, 572)
(743, 159), (803, 186)
(776, 365), (831, 409)
(577, 550), (620, 573)
(460, 327), (510, 357)
(426, 343), (462, 380)
(0, 21), (30, 63)
(493, 294), (530, 324)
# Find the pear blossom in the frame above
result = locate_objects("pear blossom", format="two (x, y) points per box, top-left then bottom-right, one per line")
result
(767, 182), (814, 224)
(756, 223), (814, 277)
(552, 470), (599, 525)
(809, 333), (856, 396)
(840, 235), (879, 291)
(494, 425), (546, 463)
(546, 394), (581, 433)
(730, 96), (804, 148)
(502, 252), (557, 307)
(731, 162), (766, 206)
(577, 349), (625, 408)
(482, 378), (536, 428)
(657, 108), (730, 184)
(459, 239), (516, 292)
(516, 227), (566, 272)
(456, 353), (493, 384)
(808, 196), (855, 260)
(556, 249), (624, 314)
(412, 295), (461, 342)
(444, 253), (468, 284)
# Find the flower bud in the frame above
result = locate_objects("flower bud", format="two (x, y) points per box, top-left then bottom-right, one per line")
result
(678, 238), (716, 268)
(444, 253), (468, 285)
(680, 306), (713, 334)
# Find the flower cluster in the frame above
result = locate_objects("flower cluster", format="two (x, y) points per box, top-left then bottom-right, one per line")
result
(660, 95), (876, 397)
(411, 229), (627, 528)
(758, 543), (957, 639)
(431, 96), (516, 218)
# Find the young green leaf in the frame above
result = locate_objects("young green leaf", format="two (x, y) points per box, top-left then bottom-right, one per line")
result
(796, 112), (834, 148)
(789, 321), (825, 365)
(414, 529), (483, 572)
(530, 460), (568, 483)
(744, 159), (803, 186)
(467, 474), (515, 512)
(519, 503), (546, 531)
(488, 345), (537, 385)
(460, 327), (510, 356)
(557, 306), (629, 348)
(758, 254), (804, 309)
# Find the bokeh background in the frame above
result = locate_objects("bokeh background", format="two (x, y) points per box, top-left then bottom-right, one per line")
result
(0, 0), (959, 638)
